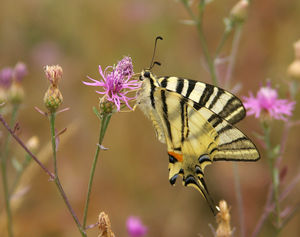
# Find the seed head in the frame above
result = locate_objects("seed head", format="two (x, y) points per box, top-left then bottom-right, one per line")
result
(98, 212), (115, 237)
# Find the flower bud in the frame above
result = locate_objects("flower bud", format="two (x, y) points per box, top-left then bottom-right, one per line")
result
(14, 62), (28, 82)
(287, 60), (300, 80)
(99, 99), (115, 115)
(9, 81), (25, 104)
(294, 39), (300, 60)
(43, 65), (63, 112)
(230, 0), (249, 23)
(26, 136), (40, 153)
(44, 86), (63, 112)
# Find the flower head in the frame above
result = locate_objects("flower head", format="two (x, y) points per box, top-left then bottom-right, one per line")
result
(83, 56), (140, 111)
(14, 62), (28, 82)
(126, 216), (147, 237)
(243, 82), (296, 121)
(0, 67), (14, 88)
(43, 65), (63, 112)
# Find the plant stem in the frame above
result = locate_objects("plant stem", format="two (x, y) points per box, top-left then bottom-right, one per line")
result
(233, 163), (245, 237)
(0, 104), (19, 237)
(224, 24), (243, 88)
(49, 112), (86, 237)
(181, 0), (218, 86)
(82, 112), (112, 229)
(215, 30), (231, 58)
(9, 154), (31, 195)
(263, 122), (281, 229)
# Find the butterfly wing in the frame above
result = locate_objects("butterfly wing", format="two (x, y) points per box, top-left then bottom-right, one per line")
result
(157, 77), (246, 125)
(152, 87), (259, 214)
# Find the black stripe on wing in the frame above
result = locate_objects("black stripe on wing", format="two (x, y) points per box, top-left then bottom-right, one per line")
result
(158, 76), (246, 124)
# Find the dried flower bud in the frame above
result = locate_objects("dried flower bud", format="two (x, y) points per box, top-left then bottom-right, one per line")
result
(9, 81), (25, 104)
(26, 136), (40, 153)
(287, 60), (300, 80)
(216, 200), (232, 237)
(230, 0), (249, 23)
(294, 39), (300, 60)
(14, 62), (28, 82)
(98, 212), (115, 237)
(44, 65), (63, 87)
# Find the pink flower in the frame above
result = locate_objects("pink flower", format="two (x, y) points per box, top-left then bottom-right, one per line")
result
(126, 216), (147, 237)
(83, 57), (140, 111)
(243, 83), (296, 121)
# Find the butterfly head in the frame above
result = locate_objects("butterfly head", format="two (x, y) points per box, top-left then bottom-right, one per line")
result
(139, 70), (152, 81)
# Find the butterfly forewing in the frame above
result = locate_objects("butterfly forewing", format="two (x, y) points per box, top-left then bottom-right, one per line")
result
(157, 76), (246, 125)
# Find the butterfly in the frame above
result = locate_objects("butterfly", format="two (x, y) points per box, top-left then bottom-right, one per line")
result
(135, 38), (260, 215)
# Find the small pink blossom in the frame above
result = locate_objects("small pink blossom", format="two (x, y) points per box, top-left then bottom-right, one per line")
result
(126, 216), (147, 237)
(243, 83), (296, 121)
(83, 57), (140, 111)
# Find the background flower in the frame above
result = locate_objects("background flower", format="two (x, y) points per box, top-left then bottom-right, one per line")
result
(243, 82), (296, 121)
(126, 216), (147, 237)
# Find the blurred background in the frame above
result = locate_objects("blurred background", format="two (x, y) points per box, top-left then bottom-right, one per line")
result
(1, 0), (300, 236)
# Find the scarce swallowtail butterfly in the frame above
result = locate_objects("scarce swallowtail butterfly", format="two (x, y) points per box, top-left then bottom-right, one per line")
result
(136, 37), (260, 215)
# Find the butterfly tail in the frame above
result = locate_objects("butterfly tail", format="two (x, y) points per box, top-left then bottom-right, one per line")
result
(184, 175), (219, 216)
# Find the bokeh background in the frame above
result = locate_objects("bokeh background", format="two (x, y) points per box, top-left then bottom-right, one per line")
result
(1, 0), (300, 236)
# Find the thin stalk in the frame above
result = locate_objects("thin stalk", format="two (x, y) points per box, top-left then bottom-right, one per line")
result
(181, 0), (218, 86)
(215, 30), (231, 58)
(0, 115), (54, 178)
(233, 163), (245, 237)
(263, 123), (281, 229)
(224, 25), (243, 88)
(82, 113), (112, 229)
(9, 154), (31, 195)
(0, 104), (19, 237)
(49, 112), (86, 237)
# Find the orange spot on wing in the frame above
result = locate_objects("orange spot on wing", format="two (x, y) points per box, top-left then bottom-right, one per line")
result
(168, 151), (183, 162)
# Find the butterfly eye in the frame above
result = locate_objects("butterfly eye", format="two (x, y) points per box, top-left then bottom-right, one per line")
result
(139, 75), (144, 81)
(143, 71), (151, 78)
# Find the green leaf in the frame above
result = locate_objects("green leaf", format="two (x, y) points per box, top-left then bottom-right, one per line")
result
(12, 158), (22, 172)
(179, 19), (197, 25)
(92, 106), (102, 120)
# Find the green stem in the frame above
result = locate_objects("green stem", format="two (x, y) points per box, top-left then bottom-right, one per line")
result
(0, 104), (19, 237)
(82, 112), (112, 229)
(215, 30), (231, 58)
(263, 122), (281, 229)
(224, 24), (243, 88)
(49, 112), (86, 237)
(181, 0), (218, 86)
(9, 154), (31, 195)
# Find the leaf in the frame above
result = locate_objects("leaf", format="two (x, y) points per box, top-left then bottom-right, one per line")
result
(12, 158), (22, 172)
(179, 19), (197, 25)
(93, 106), (102, 120)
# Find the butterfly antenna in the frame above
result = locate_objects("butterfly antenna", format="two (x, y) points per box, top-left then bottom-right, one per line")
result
(149, 36), (163, 70)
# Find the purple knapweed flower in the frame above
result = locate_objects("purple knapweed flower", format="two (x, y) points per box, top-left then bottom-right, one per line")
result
(243, 82), (296, 121)
(83, 56), (141, 111)
(126, 216), (147, 237)
(14, 62), (28, 82)
(0, 67), (14, 88)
